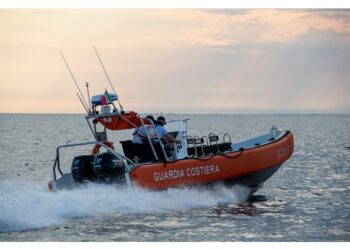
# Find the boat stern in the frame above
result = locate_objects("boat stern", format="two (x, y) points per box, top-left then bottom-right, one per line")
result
(48, 173), (76, 192)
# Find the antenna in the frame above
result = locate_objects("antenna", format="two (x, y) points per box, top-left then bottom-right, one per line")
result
(93, 45), (124, 111)
(86, 82), (91, 112)
(59, 50), (90, 112)
(77, 93), (89, 114)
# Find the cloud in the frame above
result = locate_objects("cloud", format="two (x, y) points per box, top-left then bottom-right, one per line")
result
(0, 9), (349, 113)
(148, 9), (350, 48)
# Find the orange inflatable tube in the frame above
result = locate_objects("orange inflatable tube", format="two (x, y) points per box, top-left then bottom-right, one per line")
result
(97, 111), (152, 130)
(130, 132), (294, 190)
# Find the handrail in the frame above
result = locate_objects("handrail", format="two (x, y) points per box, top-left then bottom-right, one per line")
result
(86, 110), (169, 162)
(194, 136), (204, 156)
(166, 118), (190, 123)
(85, 111), (120, 119)
(208, 132), (219, 153)
(202, 136), (208, 146)
(223, 133), (232, 143)
(65, 138), (90, 145)
(52, 141), (136, 181)
(136, 114), (160, 161)
(186, 135), (197, 156)
(139, 115), (169, 162)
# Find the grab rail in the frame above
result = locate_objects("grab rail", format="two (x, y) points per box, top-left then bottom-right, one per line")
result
(223, 133), (232, 143)
(52, 141), (136, 181)
(208, 132), (219, 153)
(194, 136), (205, 156)
(65, 138), (90, 145)
(186, 135), (197, 156)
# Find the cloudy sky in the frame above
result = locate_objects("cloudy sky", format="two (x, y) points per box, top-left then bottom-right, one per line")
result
(0, 9), (349, 114)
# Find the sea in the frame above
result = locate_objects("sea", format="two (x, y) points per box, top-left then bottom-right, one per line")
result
(0, 114), (349, 242)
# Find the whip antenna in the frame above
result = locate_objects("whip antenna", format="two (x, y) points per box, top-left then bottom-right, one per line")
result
(59, 50), (90, 112)
(86, 82), (91, 112)
(93, 45), (124, 111)
(76, 93), (89, 114)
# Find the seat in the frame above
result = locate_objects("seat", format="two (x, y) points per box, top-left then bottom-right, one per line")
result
(120, 140), (135, 160)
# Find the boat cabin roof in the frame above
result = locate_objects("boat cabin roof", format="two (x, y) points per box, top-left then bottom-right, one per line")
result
(91, 93), (118, 106)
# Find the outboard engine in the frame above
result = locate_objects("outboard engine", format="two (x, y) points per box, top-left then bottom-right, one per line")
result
(71, 155), (96, 183)
(93, 152), (126, 184)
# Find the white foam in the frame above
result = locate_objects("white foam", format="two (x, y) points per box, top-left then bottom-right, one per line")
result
(0, 180), (251, 233)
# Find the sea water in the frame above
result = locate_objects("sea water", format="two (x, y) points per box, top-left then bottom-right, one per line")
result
(0, 114), (349, 241)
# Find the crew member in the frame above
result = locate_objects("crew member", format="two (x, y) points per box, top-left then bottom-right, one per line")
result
(131, 115), (156, 162)
(132, 115), (156, 144)
(101, 105), (111, 114)
(155, 116), (181, 144)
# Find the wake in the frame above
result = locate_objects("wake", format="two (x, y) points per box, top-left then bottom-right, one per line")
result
(0, 179), (251, 233)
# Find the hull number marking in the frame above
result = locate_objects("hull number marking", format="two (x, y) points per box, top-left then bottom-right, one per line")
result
(277, 146), (290, 158)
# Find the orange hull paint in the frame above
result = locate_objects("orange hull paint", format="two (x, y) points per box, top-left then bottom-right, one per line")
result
(130, 132), (294, 190)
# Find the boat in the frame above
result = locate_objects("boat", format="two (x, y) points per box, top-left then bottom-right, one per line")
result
(48, 94), (294, 193)
(48, 49), (294, 194)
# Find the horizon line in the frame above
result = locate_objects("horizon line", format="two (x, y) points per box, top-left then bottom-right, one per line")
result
(1, 112), (349, 115)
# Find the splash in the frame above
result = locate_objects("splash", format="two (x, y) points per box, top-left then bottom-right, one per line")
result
(0, 180), (251, 233)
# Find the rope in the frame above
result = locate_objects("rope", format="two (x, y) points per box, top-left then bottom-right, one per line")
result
(217, 149), (244, 159)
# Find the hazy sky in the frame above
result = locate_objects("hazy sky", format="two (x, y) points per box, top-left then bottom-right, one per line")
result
(0, 9), (349, 114)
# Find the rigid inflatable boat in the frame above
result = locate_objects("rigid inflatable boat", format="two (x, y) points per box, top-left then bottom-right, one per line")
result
(48, 93), (294, 193)
(49, 49), (294, 194)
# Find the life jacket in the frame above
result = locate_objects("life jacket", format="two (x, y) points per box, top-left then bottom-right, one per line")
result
(133, 124), (158, 144)
(133, 127), (147, 139)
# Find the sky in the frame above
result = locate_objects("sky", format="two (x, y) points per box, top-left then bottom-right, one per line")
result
(0, 8), (349, 114)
